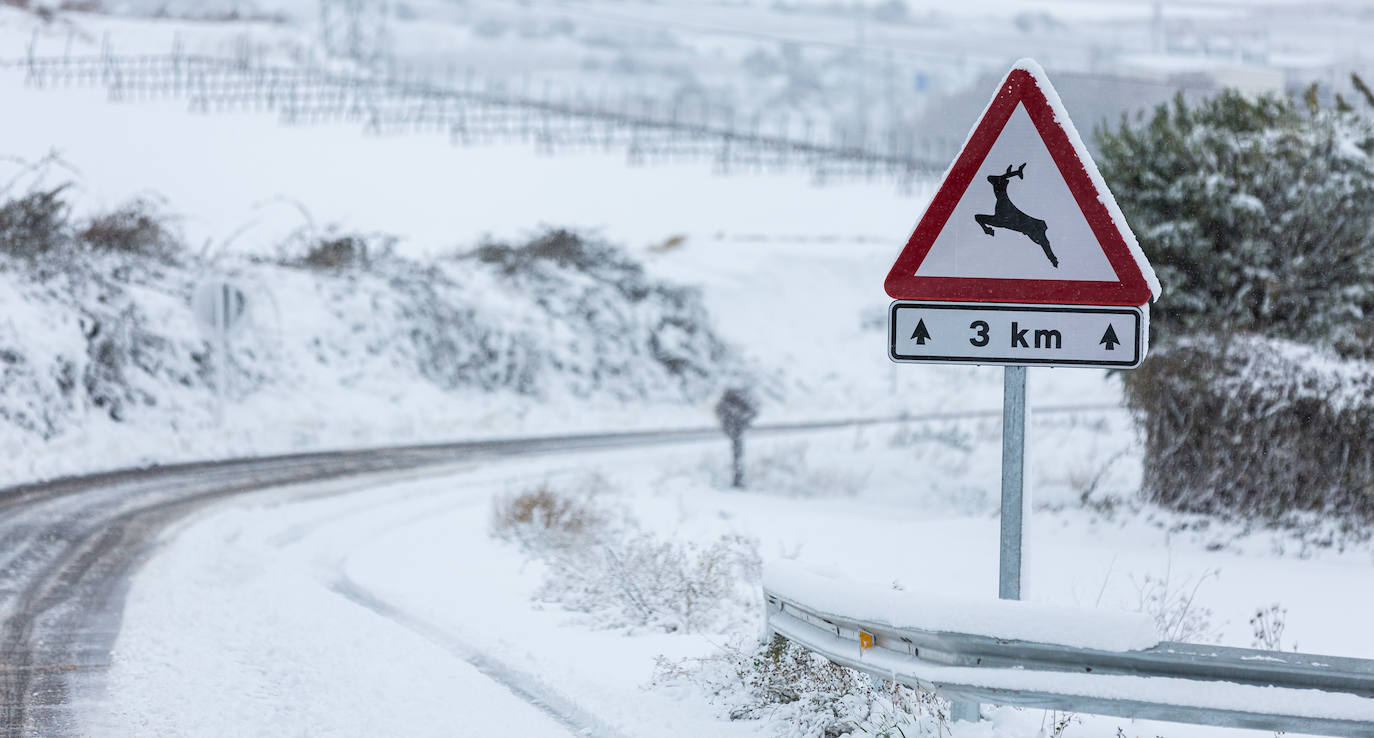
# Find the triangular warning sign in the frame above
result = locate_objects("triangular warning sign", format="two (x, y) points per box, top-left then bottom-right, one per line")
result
(885, 59), (1159, 306)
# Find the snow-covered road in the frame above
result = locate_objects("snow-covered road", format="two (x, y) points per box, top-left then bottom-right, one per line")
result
(0, 427), (747, 737)
(0, 416), (973, 737)
(76, 443), (763, 737)
(79, 464), (608, 738)
(67, 425), (1374, 738)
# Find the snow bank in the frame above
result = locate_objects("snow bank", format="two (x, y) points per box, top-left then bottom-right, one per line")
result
(764, 560), (1159, 652)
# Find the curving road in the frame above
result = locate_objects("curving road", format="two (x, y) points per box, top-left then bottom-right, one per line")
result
(0, 406), (1115, 736)
(0, 427), (736, 737)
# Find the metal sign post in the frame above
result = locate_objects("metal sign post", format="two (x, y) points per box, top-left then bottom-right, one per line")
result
(950, 366), (1027, 724)
(999, 366), (1027, 600)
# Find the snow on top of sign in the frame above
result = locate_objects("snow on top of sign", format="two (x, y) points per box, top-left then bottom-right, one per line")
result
(1011, 58), (1162, 301)
(764, 560), (1159, 653)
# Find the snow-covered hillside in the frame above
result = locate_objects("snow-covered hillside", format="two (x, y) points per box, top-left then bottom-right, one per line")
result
(0, 4), (929, 483)
(0, 206), (750, 483)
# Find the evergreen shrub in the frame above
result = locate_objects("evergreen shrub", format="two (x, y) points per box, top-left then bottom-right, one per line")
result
(1102, 88), (1374, 519)
(1097, 91), (1374, 358)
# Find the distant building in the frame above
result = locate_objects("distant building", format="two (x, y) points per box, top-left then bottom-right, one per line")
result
(909, 67), (1216, 162)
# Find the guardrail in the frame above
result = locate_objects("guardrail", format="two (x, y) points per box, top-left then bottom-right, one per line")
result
(764, 571), (1374, 736)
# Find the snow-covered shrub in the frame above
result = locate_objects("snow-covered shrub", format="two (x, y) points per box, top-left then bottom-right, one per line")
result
(355, 255), (543, 394)
(300, 234), (371, 269)
(0, 175), (203, 433)
(0, 184), (71, 258)
(653, 635), (948, 738)
(0, 171), (181, 262)
(538, 531), (761, 633)
(462, 229), (733, 399)
(1124, 334), (1374, 520)
(77, 197), (181, 262)
(1, 255), (206, 432)
(1097, 91), (1374, 358)
(487, 476), (760, 633)
(489, 482), (612, 552)
(280, 226), (393, 270)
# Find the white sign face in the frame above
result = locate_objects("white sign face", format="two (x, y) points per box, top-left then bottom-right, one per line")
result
(913, 104), (1118, 283)
(888, 301), (1146, 369)
(192, 281), (249, 339)
(885, 59), (1159, 309)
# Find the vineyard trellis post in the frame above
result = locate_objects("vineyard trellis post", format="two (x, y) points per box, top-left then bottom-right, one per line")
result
(6, 41), (948, 186)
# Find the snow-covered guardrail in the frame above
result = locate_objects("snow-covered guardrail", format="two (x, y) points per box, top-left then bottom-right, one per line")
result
(763, 562), (1374, 736)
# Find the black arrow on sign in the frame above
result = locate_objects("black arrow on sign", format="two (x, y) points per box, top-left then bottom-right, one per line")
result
(1100, 324), (1121, 351)
(910, 319), (932, 345)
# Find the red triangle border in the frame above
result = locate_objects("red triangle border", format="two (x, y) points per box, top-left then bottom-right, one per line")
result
(884, 66), (1153, 306)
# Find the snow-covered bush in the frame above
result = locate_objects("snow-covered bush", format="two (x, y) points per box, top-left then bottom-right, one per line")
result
(1097, 91), (1374, 358)
(0, 185), (71, 258)
(0, 164), (182, 263)
(463, 229), (733, 398)
(488, 477), (761, 633)
(0, 177), (202, 432)
(275, 220), (397, 271)
(298, 233), (378, 270)
(537, 531), (761, 634)
(77, 197), (181, 261)
(489, 481), (612, 552)
(1123, 334), (1374, 520)
(653, 635), (949, 738)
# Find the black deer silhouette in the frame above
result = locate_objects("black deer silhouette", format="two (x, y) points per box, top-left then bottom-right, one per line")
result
(974, 163), (1059, 268)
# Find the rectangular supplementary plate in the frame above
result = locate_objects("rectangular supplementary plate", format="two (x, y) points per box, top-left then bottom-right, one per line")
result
(888, 301), (1146, 369)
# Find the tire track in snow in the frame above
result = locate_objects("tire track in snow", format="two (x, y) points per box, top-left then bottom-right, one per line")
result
(330, 575), (632, 738)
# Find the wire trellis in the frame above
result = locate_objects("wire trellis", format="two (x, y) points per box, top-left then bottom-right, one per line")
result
(7, 38), (951, 189)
